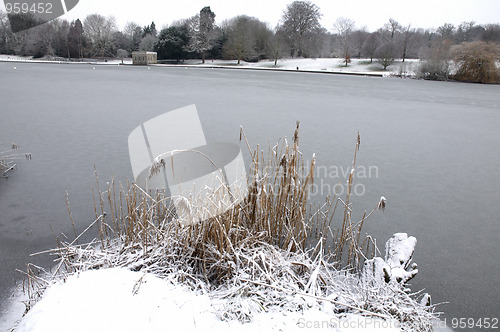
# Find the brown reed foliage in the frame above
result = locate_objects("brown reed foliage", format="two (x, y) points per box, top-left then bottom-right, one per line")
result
(23, 125), (380, 293)
(73, 123), (381, 282)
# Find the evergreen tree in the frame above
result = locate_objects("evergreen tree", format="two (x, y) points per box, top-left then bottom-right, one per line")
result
(155, 25), (190, 62)
(68, 19), (85, 58)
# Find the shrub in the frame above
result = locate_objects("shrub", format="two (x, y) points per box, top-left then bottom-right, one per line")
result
(418, 59), (450, 81)
(417, 40), (452, 81)
(452, 41), (500, 83)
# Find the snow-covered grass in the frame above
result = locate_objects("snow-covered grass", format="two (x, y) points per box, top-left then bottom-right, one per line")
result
(4, 126), (439, 331)
(8, 236), (438, 331)
(174, 58), (421, 77)
(13, 268), (405, 332)
(0, 54), (132, 65)
(1, 53), (419, 76)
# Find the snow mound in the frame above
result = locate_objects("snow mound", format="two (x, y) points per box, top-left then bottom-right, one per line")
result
(14, 268), (400, 332)
(15, 268), (219, 332)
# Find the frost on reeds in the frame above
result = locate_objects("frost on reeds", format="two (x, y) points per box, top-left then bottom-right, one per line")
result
(20, 124), (439, 331)
(0, 143), (31, 177)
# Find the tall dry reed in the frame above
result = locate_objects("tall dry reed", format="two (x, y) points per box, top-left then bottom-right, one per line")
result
(35, 124), (381, 283)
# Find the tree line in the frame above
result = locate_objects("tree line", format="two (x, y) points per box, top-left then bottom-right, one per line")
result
(1, 1), (499, 81)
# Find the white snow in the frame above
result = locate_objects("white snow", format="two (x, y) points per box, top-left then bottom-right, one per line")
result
(0, 54), (133, 65)
(1, 54), (418, 76)
(176, 58), (421, 77)
(11, 268), (400, 332)
(384, 233), (418, 283)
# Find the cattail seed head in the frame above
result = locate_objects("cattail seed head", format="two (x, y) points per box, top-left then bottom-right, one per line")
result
(378, 196), (387, 211)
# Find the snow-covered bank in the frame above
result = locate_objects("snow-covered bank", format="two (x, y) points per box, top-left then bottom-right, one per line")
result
(3, 233), (442, 332)
(12, 268), (401, 332)
(0, 54), (132, 65)
(1, 54), (418, 76)
(158, 58), (420, 77)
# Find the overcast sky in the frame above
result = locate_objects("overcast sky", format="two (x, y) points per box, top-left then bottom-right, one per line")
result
(4, 0), (500, 31)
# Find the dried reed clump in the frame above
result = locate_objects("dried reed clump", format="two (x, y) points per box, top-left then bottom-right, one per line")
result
(19, 125), (438, 330)
(1, 143), (32, 177)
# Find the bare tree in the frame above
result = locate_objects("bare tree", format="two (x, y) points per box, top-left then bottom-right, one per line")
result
(269, 28), (289, 66)
(0, 11), (15, 54)
(308, 28), (330, 58)
(399, 24), (415, 62)
(29, 21), (57, 57)
(384, 18), (401, 41)
(363, 32), (380, 63)
(0, 10), (12, 54)
(7, 21), (31, 55)
(138, 34), (158, 51)
(253, 21), (274, 60)
(124, 22), (143, 52)
(481, 24), (500, 43)
(279, 1), (322, 57)
(351, 29), (369, 58)
(83, 14), (117, 59)
(334, 17), (355, 66)
(456, 21), (481, 43)
(116, 48), (128, 64)
(222, 16), (272, 64)
(52, 19), (71, 58)
(437, 23), (455, 41)
(222, 16), (255, 64)
(375, 41), (396, 70)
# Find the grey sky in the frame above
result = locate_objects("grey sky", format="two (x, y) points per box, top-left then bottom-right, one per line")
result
(3, 0), (500, 31)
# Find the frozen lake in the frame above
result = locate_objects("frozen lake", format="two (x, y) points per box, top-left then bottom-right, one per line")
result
(1, 62), (499, 328)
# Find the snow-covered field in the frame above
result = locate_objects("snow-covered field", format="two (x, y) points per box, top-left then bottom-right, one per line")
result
(0, 54), (133, 65)
(188, 58), (420, 77)
(0, 54), (419, 76)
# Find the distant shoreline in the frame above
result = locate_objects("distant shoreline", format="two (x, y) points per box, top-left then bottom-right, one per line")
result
(1, 55), (418, 78)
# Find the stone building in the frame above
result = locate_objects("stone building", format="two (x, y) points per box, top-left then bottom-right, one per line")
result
(132, 51), (157, 65)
